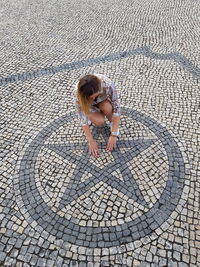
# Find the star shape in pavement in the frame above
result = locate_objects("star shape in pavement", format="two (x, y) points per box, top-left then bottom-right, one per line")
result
(44, 126), (157, 211)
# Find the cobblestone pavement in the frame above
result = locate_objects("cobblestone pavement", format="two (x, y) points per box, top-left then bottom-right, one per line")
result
(0, 0), (200, 266)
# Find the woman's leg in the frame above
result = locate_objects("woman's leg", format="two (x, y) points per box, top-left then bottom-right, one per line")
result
(87, 100), (113, 126)
(97, 100), (113, 122)
(87, 111), (105, 126)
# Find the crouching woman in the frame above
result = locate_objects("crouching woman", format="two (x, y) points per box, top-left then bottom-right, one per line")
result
(74, 73), (121, 158)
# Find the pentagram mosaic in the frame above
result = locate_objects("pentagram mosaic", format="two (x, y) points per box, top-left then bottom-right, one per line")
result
(16, 108), (185, 248)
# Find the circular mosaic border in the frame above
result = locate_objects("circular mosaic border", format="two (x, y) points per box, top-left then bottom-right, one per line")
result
(16, 108), (186, 247)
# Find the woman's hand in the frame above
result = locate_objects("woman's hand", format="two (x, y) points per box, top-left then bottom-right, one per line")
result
(88, 139), (100, 158)
(107, 135), (117, 152)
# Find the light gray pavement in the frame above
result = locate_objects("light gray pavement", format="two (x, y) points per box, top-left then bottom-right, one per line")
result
(0, 0), (200, 266)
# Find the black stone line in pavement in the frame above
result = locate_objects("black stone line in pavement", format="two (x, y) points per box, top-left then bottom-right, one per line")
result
(0, 46), (200, 86)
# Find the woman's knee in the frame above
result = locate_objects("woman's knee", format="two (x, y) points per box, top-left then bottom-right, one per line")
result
(98, 100), (113, 116)
(88, 112), (105, 126)
(93, 116), (105, 126)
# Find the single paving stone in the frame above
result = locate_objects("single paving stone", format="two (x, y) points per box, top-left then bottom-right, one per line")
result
(27, 244), (35, 254)
(182, 254), (190, 264)
(16, 262), (23, 267)
(30, 254), (39, 265)
(5, 256), (16, 266)
(158, 258), (167, 266)
(178, 262), (189, 267)
(0, 213), (5, 220)
(46, 259), (55, 267)
(146, 251), (153, 262)
(37, 258), (47, 267)
(5, 244), (13, 253)
(55, 255), (64, 267)
(173, 251), (181, 261)
(10, 248), (19, 258)
(0, 251), (6, 261)
(0, 242), (5, 251)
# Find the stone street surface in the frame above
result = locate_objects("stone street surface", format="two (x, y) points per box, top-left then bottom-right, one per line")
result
(0, 0), (199, 266)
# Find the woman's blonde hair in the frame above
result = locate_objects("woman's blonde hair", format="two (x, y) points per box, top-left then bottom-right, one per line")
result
(77, 74), (103, 115)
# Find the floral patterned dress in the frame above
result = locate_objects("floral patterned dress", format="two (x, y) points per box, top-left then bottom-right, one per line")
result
(74, 73), (121, 126)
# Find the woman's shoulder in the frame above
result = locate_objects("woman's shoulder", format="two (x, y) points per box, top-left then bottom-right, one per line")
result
(93, 73), (113, 88)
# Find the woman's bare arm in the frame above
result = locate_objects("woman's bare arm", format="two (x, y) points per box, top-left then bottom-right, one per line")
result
(82, 125), (94, 142)
(111, 115), (120, 132)
(82, 125), (99, 157)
